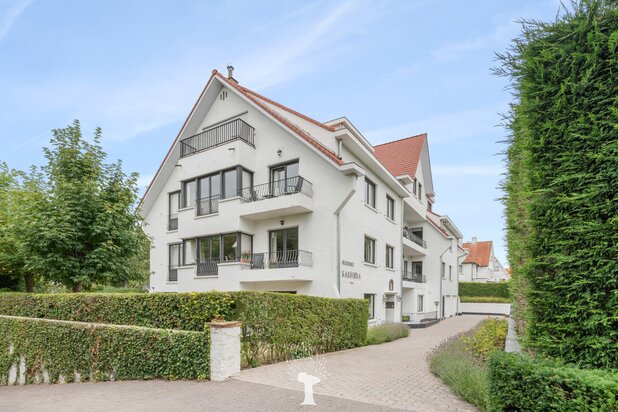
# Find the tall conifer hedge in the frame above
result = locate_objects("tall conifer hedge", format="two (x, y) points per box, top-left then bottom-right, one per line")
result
(496, 0), (618, 369)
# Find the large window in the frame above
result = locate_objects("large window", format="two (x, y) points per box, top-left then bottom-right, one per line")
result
(270, 160), (299, 194)
(364, 236), (376, 264)
(417, 295), (424, 312)
(385, 245), (394, 269)
(182, 166), (253, 208)
(269, 227), (299, 267)
(386, 195), (395, 220)
(189, 232), (252, 276)
(168, 243), (181, 282)
(364, 293), (375, 319)
(364, 178), (376, 208)
(168, 191), (179, 231)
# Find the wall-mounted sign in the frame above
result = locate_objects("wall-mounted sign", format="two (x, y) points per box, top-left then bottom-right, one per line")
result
(341, 271), (361, 279)
(385, 302), (395, 309)
(342, 260), (354, 267)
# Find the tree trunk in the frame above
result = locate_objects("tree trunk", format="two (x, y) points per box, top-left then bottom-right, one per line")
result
(24, 274), (34, 293)
(72, 282), (83, 292)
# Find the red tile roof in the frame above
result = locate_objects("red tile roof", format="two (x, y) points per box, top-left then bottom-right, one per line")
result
(462, 241), (493, 267)
(214, 71), (343, 166)
(373, 134), (426, 178)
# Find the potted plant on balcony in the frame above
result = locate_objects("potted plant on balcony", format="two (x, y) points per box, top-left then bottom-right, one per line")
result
(240, 250), (252, 263)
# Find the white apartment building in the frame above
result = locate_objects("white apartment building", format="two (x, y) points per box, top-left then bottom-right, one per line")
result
(140, 67), (464, 323)
(459, 238), (509, 282)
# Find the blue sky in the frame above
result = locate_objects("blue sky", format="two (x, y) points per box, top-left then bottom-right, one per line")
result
(0, 0), (562, 265)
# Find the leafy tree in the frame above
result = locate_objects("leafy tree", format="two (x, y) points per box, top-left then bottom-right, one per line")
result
(0, 163), (42, 291)
(496, 0), (618, 368)
(25, 120), (148, 291)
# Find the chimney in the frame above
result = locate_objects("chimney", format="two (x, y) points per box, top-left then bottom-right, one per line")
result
(471, 237), (477, 244)
(227, 64), (238, 83)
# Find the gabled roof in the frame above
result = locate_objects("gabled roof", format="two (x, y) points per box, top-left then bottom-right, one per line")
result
(462, 241), (493, 267)
(213, 71), (342, 165)
(373, 134), (427, 178)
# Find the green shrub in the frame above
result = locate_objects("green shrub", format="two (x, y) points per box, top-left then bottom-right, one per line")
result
(401, 314), (410, 322)
(487, 352), (618, 411)
(460, 296), (511, 304)
(233, 292), (368, 366)
(459, 282), (510, 299)
(0, 316), (210, 384)
(0, 292), (234, 331)
(429, 333), (489, 410)
(462, 319), (507, 362)
(365, 323), (409, 345)
(0, 292), (369, 367)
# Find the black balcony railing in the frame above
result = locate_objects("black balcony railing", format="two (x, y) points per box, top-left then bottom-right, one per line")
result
(197, 259), (220, 276)
(403, 228), (427, 248)
(168, 213), (178, 231)
(180, 119), (255, 157)
(402, 271), (426, 283)
(240, 176), (313, 203)
(249, 250), (313, 269)
(196, 195), (221, 216)
(168, 268), (178, 282)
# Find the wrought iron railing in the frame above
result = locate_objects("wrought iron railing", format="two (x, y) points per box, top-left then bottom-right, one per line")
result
(249, 250), (313, 269)
(402, 271), (426, 283)
(197, 259), (220, 276)
(240, 176), (313, 203)
(403, 228), (427, 248)
(196, 194), (221, 216)
(180, 119), (255, 157)
(168, 213), (178, 231)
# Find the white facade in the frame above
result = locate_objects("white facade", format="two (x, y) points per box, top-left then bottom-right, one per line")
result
(140, 69), (464, 323)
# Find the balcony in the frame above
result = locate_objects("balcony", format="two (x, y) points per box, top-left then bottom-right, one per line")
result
(238, 250), (313, 283)
(402, 271), (426, 284)
(180, 119), (255, 158)
(403, 228), (426, 248)
(239, 176), (314, 220)
(196, 259), (220, 276)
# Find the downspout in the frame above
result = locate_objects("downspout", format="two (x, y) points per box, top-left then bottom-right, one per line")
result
(439, 245), (451, 319)
(334, 175), (357, 296)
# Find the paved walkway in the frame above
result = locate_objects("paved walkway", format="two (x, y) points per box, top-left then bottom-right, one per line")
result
(236, 314), (485, 411)
(0, 315), (486, 412)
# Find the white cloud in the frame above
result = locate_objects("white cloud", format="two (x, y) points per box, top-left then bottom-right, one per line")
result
(433, 164), (504, 176)
(0, 0), (32, 41)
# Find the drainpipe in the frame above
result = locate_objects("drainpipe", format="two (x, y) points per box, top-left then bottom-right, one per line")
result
(439, 245), (451, 319)
(334, 175), (357, 296)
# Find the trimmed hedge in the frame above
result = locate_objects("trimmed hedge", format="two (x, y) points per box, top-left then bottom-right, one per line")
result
(459, 282), (510, 299)
(0, 316), (210, 384)
(487, 352), (618, 411)
(0, 292), (369, 366)
(459, 296), (511, 304)
(233, 291), (368, 365)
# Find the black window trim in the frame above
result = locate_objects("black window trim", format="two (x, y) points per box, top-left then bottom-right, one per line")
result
(364, 177), (376, 208)
(364, 235), (376, 264)
(181, 165), (254, 208)
(386, 195), (395, 220)
(385, 244), (394, 269)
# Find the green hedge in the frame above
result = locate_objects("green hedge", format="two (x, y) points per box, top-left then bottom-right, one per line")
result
(0, 292), (368, 366)
(0, 316), (210, 384)
(459, 282), (510, 299)
(487, 352), (618, 411)
(460, 296), (511, 304)
(233, 291), (368, 365)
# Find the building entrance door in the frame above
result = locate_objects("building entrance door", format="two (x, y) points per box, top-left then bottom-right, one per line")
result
(385, 296), (395, 322)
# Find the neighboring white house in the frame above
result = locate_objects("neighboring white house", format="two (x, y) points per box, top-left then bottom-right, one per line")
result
(459, 238), (509, 282)
(139, 66), (464, 323)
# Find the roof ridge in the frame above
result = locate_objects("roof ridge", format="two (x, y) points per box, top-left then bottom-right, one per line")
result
(215, 71), (342, 166)
(374, 133), (427, 147)
(239, 85), (336, 132)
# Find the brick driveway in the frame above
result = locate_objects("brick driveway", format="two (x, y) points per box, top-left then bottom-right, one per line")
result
(236, 314), (486, 411)
(0, 315), (486, 411)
